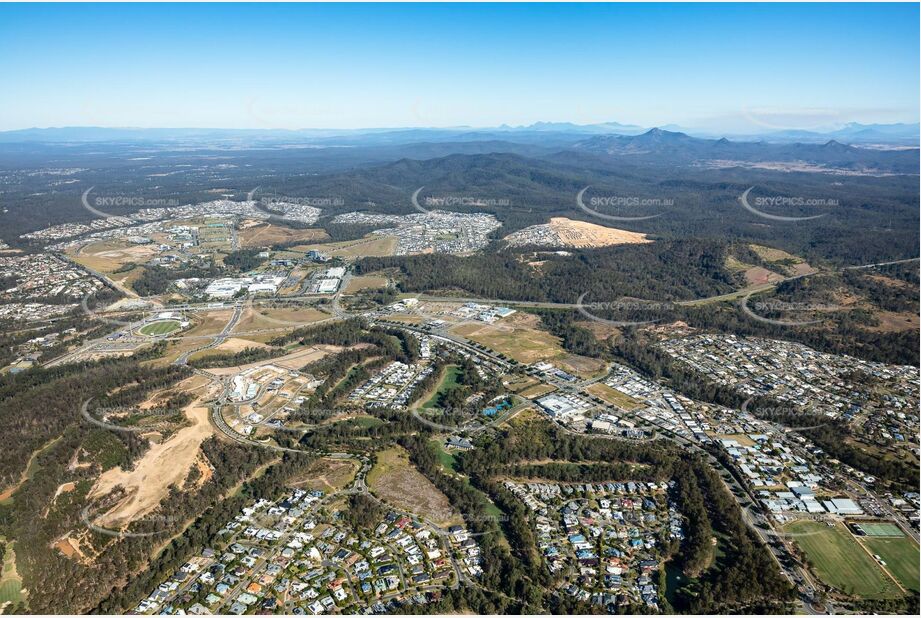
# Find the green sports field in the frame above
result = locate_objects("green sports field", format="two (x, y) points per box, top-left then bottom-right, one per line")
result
(422, 364), (461, 409)
(0, 540), (24, 606)
(139, 320), (182, 336)
(856, 522), (904, 537)
(859, 536), (920, 593)
(785, 520), (900, 598)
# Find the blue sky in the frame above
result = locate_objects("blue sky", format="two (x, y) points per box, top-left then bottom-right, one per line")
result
(0, 2), (917, 132)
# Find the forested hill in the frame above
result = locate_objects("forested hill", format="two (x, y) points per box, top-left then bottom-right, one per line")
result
(356, 240), (740, 303)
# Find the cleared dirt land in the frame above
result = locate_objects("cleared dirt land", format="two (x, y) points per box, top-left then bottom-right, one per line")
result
(504, 217), (651, 248)
(367, 447), (460, 527)
(87, 395), (215, 529)
(586, 383), (643, 410)
(517, 383), (557, 399)
(293, 235), (398, 258)
(206, 344), (344, 375)
(748, 244), (818, 277)
(291, 458), (358, 493)
(187, 337), (273, 362)
(865, 309), (920, 333)
(345, 275), (389, 293)
(556, 354), (607, 378)
(576, 319), (621, 343)
(238, 223), (328, 248)
(742, 266), (786, 287)
(451, 312), (565, 364)
(187, 310), (235, 337)
(550, 217), (651, 247)
(232, 305), (330, 334)
(69, 239), (161, 272)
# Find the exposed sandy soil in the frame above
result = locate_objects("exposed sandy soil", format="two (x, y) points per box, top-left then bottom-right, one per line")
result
(504, 217), (650, 248)
(743, 266), (786, 286)
(189, 337), (272, 362)
(190, 454), (213, 488)
(52, 482), (76, 500)
(87, 396), (215, 528)
(137, 375), (212, 410)
(550, 217), (651, 247)
(51, 534), (90, 564)
(206, 344), (344, 375)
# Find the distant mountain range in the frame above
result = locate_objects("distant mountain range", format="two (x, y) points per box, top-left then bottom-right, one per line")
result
(569, 128), (919, 174)
(0, 120), (916, 146)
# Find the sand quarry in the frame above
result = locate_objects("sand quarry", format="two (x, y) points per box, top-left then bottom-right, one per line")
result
(504, 217), (651, 248)
(87, 385), (219, 529)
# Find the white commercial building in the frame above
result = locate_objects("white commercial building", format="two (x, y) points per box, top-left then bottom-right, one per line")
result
(316, 278), (340, 294)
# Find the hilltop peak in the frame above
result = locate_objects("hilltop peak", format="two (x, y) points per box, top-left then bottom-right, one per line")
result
(637, 127), (691, 140)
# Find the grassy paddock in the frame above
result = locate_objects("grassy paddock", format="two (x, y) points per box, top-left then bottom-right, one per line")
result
(859, 536), (920, 593)
(422, 364), (461, 409)
(785, 520), (900, 599)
